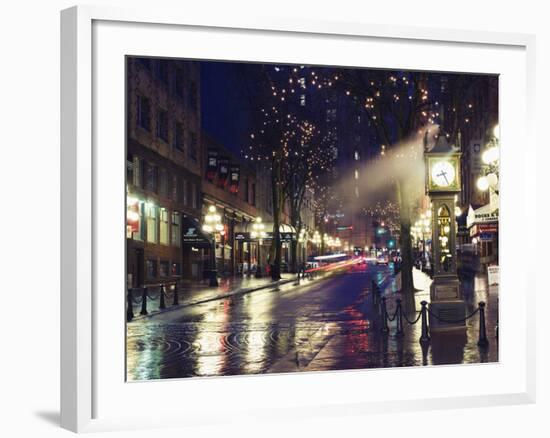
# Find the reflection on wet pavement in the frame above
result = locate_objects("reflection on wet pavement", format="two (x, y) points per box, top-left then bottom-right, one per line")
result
(127, 265), (498, 381)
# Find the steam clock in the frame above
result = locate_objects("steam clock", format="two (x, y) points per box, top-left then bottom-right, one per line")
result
(425, 134), (465, 330)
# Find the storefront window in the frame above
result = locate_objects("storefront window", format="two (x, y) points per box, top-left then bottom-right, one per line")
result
(159, 260), (170, 277)
(146, 259), (157, 279)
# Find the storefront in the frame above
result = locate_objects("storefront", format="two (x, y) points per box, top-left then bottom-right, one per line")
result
(181, 215), (212, 280)
(234, 224), (263, 275)
(234, 222), (296, 273)
(263, 223), (296, 272)
(466, 204), (499, 269)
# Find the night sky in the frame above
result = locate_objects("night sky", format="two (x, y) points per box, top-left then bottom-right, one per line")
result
(200, 61), (256, 156)
(199, 60), (497, 162)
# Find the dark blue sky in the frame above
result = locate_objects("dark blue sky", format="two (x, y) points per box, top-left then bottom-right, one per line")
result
(200, 61), (256, 156)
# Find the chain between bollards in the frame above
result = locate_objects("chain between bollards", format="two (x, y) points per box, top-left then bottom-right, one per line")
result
(374, 296), (490, 348)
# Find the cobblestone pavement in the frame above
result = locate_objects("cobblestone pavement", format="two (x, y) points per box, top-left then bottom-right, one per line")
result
(126, 265), (498, 381)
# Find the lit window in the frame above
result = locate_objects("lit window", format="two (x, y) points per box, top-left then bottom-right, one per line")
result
(146, 205), (158, 243)
(160, 208), (169, 245)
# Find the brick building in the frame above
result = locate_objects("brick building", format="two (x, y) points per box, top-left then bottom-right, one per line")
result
(200, 133), (273, 276)
(126, 57), (203, 287)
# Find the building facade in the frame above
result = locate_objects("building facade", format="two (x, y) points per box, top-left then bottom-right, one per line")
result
(126, 57), (203, 287)
(201, 133), (272, 276)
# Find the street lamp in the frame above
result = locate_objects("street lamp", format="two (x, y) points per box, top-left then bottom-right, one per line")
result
(203, 204), (223, 287)
(251, 216), (266, 278)
(477, 124), (500, 194)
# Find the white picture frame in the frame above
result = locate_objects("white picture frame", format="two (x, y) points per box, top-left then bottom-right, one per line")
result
(61, 5), (536, 433)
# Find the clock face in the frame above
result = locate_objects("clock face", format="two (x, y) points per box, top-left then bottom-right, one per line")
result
(431, 160), (456, 187)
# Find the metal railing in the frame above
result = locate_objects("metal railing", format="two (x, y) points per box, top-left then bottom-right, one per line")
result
(127, 281), (181, 322)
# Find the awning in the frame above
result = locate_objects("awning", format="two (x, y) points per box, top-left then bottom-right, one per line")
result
(466, 204), (499, 229)
(233, 222), (296, 242)
(182, 216), (212, 248)
(263, 223), (296, 241)
(234, 222), (296, 233)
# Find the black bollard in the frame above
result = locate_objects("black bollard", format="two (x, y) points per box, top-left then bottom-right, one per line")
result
(477, 301), (489, 347)
(380, 297), (389, 334)
(420, 339), (429, 366)
(395, 299), (404, 337)
(419, 300), (430, 343)
(172, 282), (179, 306)
(159, 284), (166, 310)
(140, 287), (148, 315)
(126, 288), (134, 322)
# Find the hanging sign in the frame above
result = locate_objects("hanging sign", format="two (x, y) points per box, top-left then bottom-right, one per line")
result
(206, 150), (218, 182)
(229, 165), (240, 194)
(234, 232), (250, 242)
(217, 157), (230, 188)
(126, 198), (140, 233)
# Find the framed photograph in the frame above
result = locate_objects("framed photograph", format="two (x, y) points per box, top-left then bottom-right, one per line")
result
(61, 5), (536, 433)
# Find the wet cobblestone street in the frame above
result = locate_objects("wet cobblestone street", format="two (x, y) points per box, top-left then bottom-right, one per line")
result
(127, 265), (498, 381)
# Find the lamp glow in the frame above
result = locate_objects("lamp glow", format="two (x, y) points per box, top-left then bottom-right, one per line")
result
(477, 176), (489, 191)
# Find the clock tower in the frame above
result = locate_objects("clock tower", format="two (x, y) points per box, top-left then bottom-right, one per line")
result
(425, 133), (465, 331)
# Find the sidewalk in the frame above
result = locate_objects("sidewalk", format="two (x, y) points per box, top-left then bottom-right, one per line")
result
(268, 267), (498, 373)
(127, 274), (296, 321)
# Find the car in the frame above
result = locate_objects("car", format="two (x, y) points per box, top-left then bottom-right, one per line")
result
(376, 255), (389, 265)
